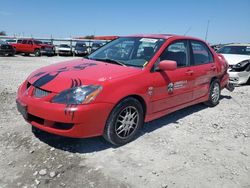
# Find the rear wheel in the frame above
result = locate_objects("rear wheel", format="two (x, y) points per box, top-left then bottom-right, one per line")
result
(103, 97), (144, 146)
(204, 79), (221, 107)
(34, 49), (41, 57)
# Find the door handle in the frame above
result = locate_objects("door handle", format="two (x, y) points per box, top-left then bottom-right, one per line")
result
(185, 70), (194, 75)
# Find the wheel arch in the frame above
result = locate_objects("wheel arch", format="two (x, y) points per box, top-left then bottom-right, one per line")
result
(113, 94), (147, 119)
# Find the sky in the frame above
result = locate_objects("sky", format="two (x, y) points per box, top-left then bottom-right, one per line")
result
(0, 0), (249, 44)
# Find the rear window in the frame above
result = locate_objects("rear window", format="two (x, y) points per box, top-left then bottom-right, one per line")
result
(22, 40), (27, 44)
(34, 40), (43, 45)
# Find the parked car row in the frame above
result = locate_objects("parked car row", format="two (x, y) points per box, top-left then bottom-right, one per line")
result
(0, 38), (107, 57)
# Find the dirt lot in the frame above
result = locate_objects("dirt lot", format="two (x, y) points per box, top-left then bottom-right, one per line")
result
(0, 55), (249, 188)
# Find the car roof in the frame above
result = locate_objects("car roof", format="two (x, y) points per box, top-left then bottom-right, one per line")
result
(224, 43), (250, 47)
(123, 34), (206, 41)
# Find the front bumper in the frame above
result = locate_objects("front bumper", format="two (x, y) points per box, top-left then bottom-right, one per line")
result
(228, 71), (250, 85)
(0, 48), (15, 55)
(16, 82), (114, 138)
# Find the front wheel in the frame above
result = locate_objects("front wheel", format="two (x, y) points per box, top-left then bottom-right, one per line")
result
(103, 97), (144, 146)
(204, 79), (221, 107)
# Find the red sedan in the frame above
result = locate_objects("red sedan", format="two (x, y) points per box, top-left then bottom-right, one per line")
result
(16, 34), (232, 145)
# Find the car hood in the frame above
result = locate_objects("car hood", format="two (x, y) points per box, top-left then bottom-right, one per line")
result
(58, 47), (71, 51)
(221, 54), (250, 65)
(27, 58), (141, 93)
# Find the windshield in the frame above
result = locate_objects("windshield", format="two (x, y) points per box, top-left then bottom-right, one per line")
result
(60, 44), (70, 48)
(218, 45), (250, 55)
(0, 40), (6, 44)
(75, 43), (87, 48)
(88, 37), (165, 68)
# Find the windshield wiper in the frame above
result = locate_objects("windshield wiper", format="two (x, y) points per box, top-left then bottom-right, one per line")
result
(90, 58), (127, 66)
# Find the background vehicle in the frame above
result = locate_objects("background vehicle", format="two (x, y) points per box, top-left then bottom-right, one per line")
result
(0, 40), (16, 56)
(11, 39), (55, 56)
(90, 41), (105, 53)
(218, 44), (250, 84)
(57, 44), (72, 56)
(17, 34), (231, 145)
(73, 42), (90, 56)
(5, 39), (18, 44)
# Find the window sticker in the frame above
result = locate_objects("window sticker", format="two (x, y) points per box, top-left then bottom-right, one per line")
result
(140, 38), (158, 43)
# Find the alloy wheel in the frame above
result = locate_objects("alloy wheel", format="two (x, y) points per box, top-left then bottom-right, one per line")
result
(115, 106), (139, 139)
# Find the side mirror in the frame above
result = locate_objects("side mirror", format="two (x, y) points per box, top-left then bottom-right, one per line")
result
(158, 60), (177, 71)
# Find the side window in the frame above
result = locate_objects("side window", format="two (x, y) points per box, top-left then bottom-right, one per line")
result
(22, 40), (27, 44)
(159, 40), (189, 68)
(17, 40), (22, 43)
(28, 40), (33, 45)
(191, 40), (213, 65)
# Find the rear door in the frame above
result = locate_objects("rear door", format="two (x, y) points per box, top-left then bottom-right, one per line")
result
(27, 40), (34, 53)
(150, 40), (195, 113)
(20, 39), (28, 52)
(189, 40), (217, 99)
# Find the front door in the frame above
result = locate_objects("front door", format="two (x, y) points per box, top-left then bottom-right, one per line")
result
(150, 40), (195, 113)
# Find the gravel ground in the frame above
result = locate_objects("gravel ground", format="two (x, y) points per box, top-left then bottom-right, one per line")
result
(0, 55), (249, 188)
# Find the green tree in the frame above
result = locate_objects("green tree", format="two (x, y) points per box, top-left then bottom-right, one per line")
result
(0, 31), (6, 36)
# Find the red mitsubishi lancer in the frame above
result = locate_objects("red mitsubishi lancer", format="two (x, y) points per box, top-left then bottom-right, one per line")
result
(16, 34), (232, 145)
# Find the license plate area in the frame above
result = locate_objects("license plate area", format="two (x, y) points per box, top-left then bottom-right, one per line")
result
(16, 100), (28, 119)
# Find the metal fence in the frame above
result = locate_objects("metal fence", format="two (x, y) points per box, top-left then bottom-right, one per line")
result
(0, 36), (108, 51)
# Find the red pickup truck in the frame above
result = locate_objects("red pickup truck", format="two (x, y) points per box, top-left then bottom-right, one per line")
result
(11, 39), (55, 56)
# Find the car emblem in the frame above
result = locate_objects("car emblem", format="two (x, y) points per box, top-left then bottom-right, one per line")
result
(167, 83), (174, 93)
(148, 87), (154, 96)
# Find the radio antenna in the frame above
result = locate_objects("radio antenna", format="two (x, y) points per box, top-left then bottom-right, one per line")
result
(205, 20), (210, 41)
(184, 26), (192, 36)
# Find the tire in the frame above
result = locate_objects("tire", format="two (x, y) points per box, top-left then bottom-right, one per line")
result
(204, 79), (221, 107)
(8, 53), (15, 56)
(34, 49), (41, 57)
(103, 97), (144, 146)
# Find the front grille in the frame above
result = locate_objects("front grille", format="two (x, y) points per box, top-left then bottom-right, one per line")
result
(1, 45), (11, 49)
(28, 113), (44, 125)
(33, 87), (51, 98)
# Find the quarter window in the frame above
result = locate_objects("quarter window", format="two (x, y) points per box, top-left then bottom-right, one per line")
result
(191, 41), (213, 65)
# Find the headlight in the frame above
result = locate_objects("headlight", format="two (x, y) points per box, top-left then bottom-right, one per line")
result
(234, 60), (250, 68)
(51, 85), (102, 104)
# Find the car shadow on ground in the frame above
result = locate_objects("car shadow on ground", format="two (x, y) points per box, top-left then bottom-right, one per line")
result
(34, 94), (232, 154)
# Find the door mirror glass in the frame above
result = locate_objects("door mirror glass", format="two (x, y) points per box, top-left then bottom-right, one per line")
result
(158, 60), (177, 71)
